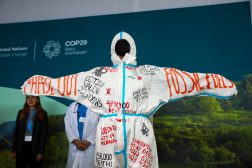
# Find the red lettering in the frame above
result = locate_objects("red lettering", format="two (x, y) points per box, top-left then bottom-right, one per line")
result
(57, 75), (77, 96)
(23, 84), (26, 94)
(182, 71), (196, 93)
(215, 74), (223, 88)
(101, 135), (108, 141)
(44, 78), (51, 94)
(110, 133), (115, 138)
(44, 77), (55, 95)
(170, 68), (180, 94)
(57, 77), (65, 96)
(211, 74), (218, 88)
(74, 74), (78, 96)
(228, 80), (234, 88)
(30, 76), (38, 94)
(164, 68), (173, 97)
(37, 76), (45, 94)
(65, 75), (72, 96)
(175, 69), (187, 94)
(193, 73), (204, 91)
(221, 76), (228, 88)
(205, 74), (211, 89)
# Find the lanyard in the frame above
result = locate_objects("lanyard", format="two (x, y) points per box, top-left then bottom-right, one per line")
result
(27, 110), (35, 135)
(75, 103), (87, 139)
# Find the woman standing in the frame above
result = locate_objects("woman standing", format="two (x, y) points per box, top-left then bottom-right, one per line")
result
(11, 95), (48, 168)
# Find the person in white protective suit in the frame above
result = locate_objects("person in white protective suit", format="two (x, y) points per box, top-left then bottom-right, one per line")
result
(64, 102), (99, 168)
(21, 32), (237, 168)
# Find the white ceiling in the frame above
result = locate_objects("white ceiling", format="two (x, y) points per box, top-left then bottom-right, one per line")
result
(0, 0), (250, 24)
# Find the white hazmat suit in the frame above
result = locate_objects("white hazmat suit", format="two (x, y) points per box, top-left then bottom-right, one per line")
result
(21, 32), (237, 168)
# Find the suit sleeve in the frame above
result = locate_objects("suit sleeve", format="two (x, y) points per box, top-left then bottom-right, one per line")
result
(20, 68), (106, 114)
(21, 72), (86, 101)
(146, 66), (237, 103)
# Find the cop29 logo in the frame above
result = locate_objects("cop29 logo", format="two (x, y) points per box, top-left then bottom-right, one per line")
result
(65, 40), (87, 46)
(43, 40), (61, 59)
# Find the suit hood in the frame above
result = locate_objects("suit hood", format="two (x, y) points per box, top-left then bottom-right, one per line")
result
(111, 31), (137, 65)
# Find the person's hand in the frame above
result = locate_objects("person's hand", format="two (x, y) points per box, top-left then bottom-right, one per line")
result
(72, 139), (81, 147)
(11, 152), (16, 159)
(78, 140), (91, 151)
(72, 139), (82, 149)
(82, 140), (91, 146)
(36, 154), (44, 161)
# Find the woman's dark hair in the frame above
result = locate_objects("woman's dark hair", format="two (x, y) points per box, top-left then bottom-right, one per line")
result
(20, 96), (45, 121)
(115, 39), (131, 57)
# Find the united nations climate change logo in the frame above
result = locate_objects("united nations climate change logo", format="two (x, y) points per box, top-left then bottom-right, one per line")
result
(43, 40), (61, 58)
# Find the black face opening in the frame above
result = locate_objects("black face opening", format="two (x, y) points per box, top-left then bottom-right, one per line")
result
(115, 39), (131, 57)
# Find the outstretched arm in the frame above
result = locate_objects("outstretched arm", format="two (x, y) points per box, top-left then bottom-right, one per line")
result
(162, 67), (237, 101)
(139, 65), (237, 104)
(21, 73), (81, 99)
(21, 68), (106, 114)
(21, 73), (79, 99)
